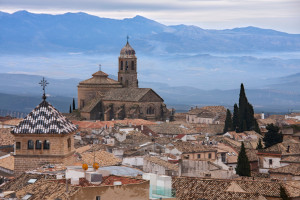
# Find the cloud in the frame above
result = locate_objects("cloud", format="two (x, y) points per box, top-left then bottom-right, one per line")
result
(0, 0), (299, 33)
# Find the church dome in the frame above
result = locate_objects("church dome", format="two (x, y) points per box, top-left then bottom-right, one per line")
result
(120, 41), (136, 58)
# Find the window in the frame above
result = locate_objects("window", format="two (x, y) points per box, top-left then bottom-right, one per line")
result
(208, 153), (212, 159)
(16, 142), (21, 150)
(44, 140), (50, 150)
(269, 159), (273, 165)
(22, 194), (32, 200)
(197, 154), (201, 159)
(28, 140), (34, 150)
(147, 107), (155, 115)
(80, 99), (85, 109)
(120, 61), (123, 70)
(125, 61), (128, 70)
(67, 138), (71, 148)
(131, 61), (134, 70)
(27, 179), (37, 184)
(35, 140), (42, 149)
(96, 196), (101, 200)
(221, 153), (226, 162)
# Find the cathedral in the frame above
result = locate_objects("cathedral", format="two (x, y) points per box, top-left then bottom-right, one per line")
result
(78, 40), (170, 121)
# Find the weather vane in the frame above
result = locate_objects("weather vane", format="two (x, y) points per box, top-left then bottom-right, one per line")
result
(39, 77), (49, 100)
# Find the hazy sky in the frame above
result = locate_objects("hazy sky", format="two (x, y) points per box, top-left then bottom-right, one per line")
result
(1, 0), (300, 33)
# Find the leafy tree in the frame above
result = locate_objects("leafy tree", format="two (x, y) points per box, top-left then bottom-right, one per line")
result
(236, 142), (251, 177)
(69, 104), (72, 113)
(263, 123), (283, 148)
(72, 98), (76, 110)
(232, 103), (239, 131)
(223, 109), (233, 133)
(256, 138), (263, 150)
(280, 185), (290, 200)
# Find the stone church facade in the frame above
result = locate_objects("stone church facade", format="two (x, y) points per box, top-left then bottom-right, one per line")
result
(78, 41), (169, 121)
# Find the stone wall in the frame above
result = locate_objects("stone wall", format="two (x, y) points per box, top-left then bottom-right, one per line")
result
(13, 132), (75, 175)
(14, 133), (74, 156)
(70, 181), (149, 200)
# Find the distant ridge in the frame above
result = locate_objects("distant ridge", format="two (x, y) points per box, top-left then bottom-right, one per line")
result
(0, 10), (299, 54)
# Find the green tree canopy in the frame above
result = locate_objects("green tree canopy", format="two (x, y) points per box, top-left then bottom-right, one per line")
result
(223, 109), (233, 133)
(263, 123), (283, 148)
(236, 142), (251, 177)
(232, 103), (239, 132)
(72, 98), (76, 110)
(256, 138), (263, 150)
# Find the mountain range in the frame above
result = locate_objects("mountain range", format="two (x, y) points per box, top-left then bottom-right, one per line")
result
(1, 10), (300, 54)
(0, 10), (299, 114)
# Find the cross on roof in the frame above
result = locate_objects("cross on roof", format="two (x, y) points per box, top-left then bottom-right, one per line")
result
(39, 77), (49, 100)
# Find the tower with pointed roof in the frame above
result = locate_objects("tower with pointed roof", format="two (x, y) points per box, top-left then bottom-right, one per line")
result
(12, 79), (77, 175)
(118, 39), (138, 88)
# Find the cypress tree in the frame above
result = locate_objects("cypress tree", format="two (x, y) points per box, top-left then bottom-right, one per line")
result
(254, 119), (261, 134)
(72, 98), (76, 110)
(232, 103), (239, 132)
(256, 138), (263, 150)
(238, 83), (247, 132)
(237, 83), (257, 133)
(263, 123), (283, 148)
(280, 185), (290, 200)
(223, 109), (233, 133)
(69, 104), (72, 113)
(246, 103), (255, 130)
(236, 142), (251, 177)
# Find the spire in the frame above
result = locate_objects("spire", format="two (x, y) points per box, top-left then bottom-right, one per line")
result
(127, 35), (129, 44)
(39, 77), (49, 101)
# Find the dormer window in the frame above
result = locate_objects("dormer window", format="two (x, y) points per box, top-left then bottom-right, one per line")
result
(36, 140), (42, 149)
(28, 140), (34, 150)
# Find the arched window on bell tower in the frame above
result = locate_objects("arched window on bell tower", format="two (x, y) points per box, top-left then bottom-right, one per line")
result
(118, 39), (138, 88)
(126, 61), (128, 71)
(131, 61), (135, 70)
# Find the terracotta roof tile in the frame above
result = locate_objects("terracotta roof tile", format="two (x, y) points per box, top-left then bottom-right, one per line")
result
(269, 163), (300, 176)
(0, 154), (14, 170)
(80, 150), (121, 166)
(172, 177), (281, 200)
(0, 128), (14, 146)
(144, 156), (178, 171)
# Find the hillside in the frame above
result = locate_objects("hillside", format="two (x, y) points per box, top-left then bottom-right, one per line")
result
(0, 10), (300, 54)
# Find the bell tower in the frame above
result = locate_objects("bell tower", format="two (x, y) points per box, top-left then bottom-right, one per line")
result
(118, 38), (138, 88)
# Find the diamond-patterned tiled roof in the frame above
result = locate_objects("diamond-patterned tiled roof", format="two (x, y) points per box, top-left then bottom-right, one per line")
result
(12, 100), (77, 134)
